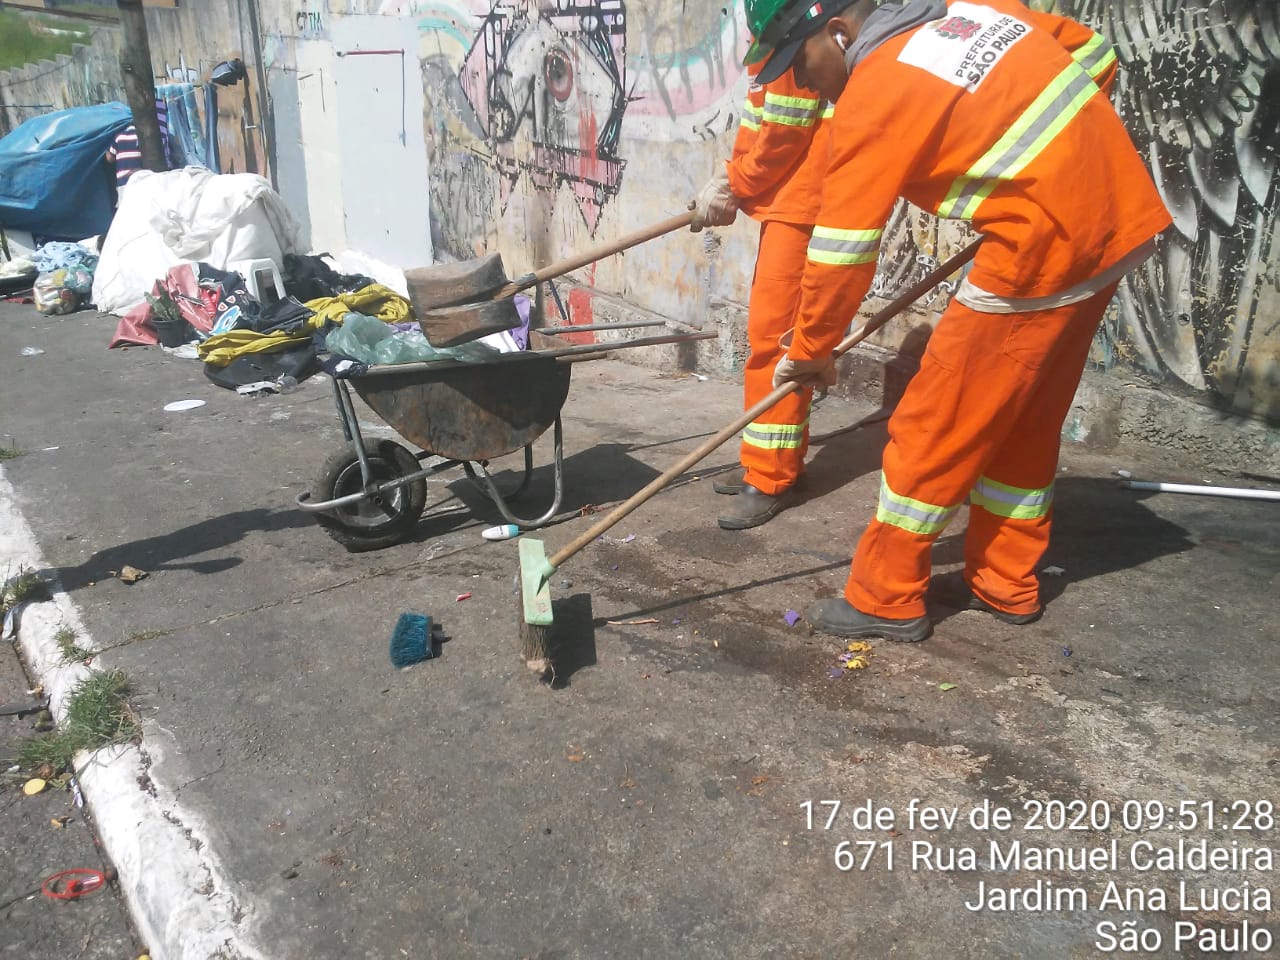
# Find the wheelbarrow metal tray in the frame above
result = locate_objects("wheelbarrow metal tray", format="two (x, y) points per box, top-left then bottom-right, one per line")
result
(351, 332), (571, 462)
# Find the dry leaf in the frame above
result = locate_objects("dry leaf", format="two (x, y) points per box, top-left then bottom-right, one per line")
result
(845, 641), (873, 654)
(843, 655), (871, 671)
(119, 565), (148, 584)
(51, 816), (71, 829)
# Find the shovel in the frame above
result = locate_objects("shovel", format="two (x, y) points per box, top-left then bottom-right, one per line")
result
(515, 239), (983, 672)
(407, 211), (696, 348)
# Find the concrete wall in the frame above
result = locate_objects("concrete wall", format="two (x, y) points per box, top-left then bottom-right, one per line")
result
(0, 4), (269, 180)
(3, 0), (1277, 425)
(252, 0), (1279, 421)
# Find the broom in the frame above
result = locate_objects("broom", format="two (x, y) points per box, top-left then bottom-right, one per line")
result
(517, 240), (982, 671)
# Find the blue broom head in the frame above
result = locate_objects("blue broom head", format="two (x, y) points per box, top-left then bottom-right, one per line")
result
(390, 613), (433, 667)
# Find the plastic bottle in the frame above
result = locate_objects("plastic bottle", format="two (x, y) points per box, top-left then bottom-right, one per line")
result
(276, 375), (299, 394)
(481, 524), (520, 541)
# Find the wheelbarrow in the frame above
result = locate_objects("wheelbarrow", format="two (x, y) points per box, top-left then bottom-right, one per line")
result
(296, 327), (715, 551)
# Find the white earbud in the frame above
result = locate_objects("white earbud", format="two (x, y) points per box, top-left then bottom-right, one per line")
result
(835, 33), (850, 52)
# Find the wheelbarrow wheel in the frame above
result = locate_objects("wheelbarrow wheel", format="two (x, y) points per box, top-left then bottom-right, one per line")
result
(311, 439), (427, 552)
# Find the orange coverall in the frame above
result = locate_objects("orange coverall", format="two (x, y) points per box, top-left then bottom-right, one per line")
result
(725, 67), (829, 496)
(786, 0), (1171, 618)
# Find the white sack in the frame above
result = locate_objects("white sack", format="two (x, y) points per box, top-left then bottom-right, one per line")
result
(92, 167), (302, 315)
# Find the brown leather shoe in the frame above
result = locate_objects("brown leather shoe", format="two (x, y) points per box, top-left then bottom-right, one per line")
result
(718, 483), (793, 529)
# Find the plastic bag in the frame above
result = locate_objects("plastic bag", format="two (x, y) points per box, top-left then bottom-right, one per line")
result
(33, 270), (81, 315)
(324, 313), (499, 366)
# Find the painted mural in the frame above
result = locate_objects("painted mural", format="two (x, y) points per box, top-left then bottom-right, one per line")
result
(1058, 0), (1280, 419)
(459, 0), (628, 232)
(873, 1), (1280, 419)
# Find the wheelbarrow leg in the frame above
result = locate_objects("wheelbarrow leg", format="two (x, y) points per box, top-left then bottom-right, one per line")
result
(333, 378), (377, 492)
(464, 416), (565, 529)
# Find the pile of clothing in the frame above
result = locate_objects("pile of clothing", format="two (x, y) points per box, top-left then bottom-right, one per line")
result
(110, 253), (424, 389)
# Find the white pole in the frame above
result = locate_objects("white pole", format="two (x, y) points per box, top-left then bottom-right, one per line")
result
(1120, 480), (1280, 502)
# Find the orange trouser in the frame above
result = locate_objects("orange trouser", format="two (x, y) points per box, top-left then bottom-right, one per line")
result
(741, 219), (815, 496)
(845, 282), (1120, 620)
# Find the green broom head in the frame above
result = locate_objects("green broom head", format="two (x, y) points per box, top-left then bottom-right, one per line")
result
(519, 538), (555, 627)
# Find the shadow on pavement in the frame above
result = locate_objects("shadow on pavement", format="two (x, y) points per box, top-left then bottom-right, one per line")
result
(51, 508), (313, 592)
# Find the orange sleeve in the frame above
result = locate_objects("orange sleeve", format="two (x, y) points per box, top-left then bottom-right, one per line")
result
(726, 70), (822, 204)
(787, 66), (939, 363)
(1028, 9), (1119, 96)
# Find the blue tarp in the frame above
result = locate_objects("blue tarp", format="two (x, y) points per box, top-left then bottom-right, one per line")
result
(0, 102), (133, 240)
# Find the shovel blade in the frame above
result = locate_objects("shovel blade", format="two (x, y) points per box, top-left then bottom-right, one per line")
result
(417, 298), (523, 348)
(405, 252), (509, 312)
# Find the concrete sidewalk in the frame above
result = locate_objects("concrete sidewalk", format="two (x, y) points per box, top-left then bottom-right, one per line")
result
(1, 301), (1277, 959)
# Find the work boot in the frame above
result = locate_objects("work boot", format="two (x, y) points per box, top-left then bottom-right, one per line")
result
(805, 598), (932, 643)
(929, 572), (1042, 625)
(717, 483), (793, 530)
(712, 468), (747, 495)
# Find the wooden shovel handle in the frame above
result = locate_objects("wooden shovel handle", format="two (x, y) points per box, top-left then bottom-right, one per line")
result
(546, 239), (982, 570)
(495, 211), (697, 300)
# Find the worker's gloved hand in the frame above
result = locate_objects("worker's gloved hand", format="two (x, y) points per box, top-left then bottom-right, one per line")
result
(690, 172), (738, 232)
(773, 352), (837, 390)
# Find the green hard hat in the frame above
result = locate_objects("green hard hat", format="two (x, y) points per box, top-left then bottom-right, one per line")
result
(743, 0), (838, 69)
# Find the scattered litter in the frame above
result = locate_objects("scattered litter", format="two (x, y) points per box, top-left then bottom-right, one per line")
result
(671, 617), (683, 626)
(455, 592), (472, 602)
(1041, 565), (1066, 576)
(41, 868), (107, 900)
(606, 618), (659, 626)
(599, 534), (636, 545)
(161, 342), (200, 359)
(622, 534), (636, 543)
(1114, 469), (1133, 479)
(118, 565), (148, 584)
(481, 524), (520, 541)
(42, 446), (59, 452)
(51, 816), (71, 829)
(235, 380), (281, 397)
(163, 399), (205, 412)
(938, 682), (957, 692)
(827, 667), (844, 679)
(783, 610), (802, 627)
(69, 777), (84, 807)
(19, 347), (45, 357)
(842, 655), (870, 671)
(690, 373), (708, 382)
(1, 606), (18, 641)
(845, 641), (872, 654)
(829, 640), (875, 677)
(610, 564), (619, 571)
(23, 778), (47, 796)
(1062, 647), (1072, 658)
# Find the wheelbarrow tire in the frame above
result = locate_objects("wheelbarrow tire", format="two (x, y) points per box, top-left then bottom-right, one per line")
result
(311, 439), (427, 552)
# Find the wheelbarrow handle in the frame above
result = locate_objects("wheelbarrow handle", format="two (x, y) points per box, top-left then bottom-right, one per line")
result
(546, 239), (983, 570)
(495, 211), (697, 300)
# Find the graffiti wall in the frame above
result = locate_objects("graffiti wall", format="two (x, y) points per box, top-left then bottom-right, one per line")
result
(1054, 0), (1280, 421)
(870, 1), (1280, 421)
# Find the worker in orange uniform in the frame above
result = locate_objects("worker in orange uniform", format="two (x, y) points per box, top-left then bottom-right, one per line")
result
(691, 61), (830, 529)
(701, 0), (1171, 640)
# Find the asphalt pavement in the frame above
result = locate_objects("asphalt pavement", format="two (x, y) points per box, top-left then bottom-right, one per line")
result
(1, 300), (1277, 959)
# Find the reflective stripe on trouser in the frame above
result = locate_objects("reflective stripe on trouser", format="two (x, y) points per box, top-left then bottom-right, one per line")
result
(845, 282), (1120, 619)
(741, 219), (814, 496)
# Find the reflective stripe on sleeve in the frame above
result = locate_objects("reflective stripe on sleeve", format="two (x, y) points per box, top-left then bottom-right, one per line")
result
(762, 92), (820, 127)
(1071, 32), (1117, 81)
(875, 474), (960, 536)
(807, 226), (883, 266)
(936, 62), (1100, 220)
(740, 98), (763, 132)
(970, 476), (1054, 520)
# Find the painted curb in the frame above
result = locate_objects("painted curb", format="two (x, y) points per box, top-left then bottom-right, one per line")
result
(1, 468), (264, 960)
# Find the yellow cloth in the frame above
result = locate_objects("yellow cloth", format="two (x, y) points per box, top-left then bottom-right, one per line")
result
(305, 284), (413, 329)
(199, 284), (413, 367)
(197, 328), (312, 367)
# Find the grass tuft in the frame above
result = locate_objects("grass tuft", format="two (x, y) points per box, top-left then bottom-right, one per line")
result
(0, 445), (25, 462)
(2, 567), (48, 613)
(55, 626), (94, 664)
(17, 670), (139, 771)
